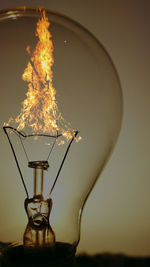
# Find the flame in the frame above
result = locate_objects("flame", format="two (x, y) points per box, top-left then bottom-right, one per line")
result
(15, 10), (61, 135)
(6, 10), (81, 143)
(8, 11), (63, 139)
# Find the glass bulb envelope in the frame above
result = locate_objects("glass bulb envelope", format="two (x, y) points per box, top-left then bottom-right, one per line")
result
(0, 7), (123, 253)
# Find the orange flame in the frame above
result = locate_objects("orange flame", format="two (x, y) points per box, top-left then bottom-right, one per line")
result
(11, 10), (73, 141)
(15, 10), (61, 135)
(5, 10), (81, 143)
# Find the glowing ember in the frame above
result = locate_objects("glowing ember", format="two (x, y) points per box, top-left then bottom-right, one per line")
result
(6, 9), (80, 142)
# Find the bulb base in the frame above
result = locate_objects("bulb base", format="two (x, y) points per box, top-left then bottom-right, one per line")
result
(1, 242), (76, 267)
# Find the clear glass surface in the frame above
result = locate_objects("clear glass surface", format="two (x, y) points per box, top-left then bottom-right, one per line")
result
(0, 7), (123, 250)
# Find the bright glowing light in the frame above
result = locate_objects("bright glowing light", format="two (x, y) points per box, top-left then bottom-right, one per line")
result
(7, 10), (81, 142)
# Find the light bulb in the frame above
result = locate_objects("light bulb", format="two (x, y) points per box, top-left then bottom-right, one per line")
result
(0, 7), (123, 267)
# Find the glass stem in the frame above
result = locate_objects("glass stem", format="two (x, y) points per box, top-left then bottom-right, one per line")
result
(34, 168), (44, 196)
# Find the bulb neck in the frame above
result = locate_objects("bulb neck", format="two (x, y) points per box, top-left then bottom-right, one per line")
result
(24, 196), (55, 248)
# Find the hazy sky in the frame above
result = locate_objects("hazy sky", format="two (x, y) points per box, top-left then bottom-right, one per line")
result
(0, 0), (150, 257)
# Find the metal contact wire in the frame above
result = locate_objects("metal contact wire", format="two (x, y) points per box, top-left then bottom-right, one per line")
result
(19, 134), (30, 162)
(3, 126), (29, 198)
(3, 126), (79, 198)
(50, 131), (78, 194)
(46, 136), (57, 161)
(3, 126), (61, 138)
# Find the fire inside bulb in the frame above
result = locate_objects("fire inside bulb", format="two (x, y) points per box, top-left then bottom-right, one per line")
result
(1, 6), (123, 267)
(4, 9), (80, 251)
(7, 9), (79, 142)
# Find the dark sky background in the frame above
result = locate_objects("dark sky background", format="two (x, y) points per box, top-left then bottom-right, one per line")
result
(0, 0), (150, 257)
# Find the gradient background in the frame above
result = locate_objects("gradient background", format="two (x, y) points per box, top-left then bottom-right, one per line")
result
(0, 0), (150, 257)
